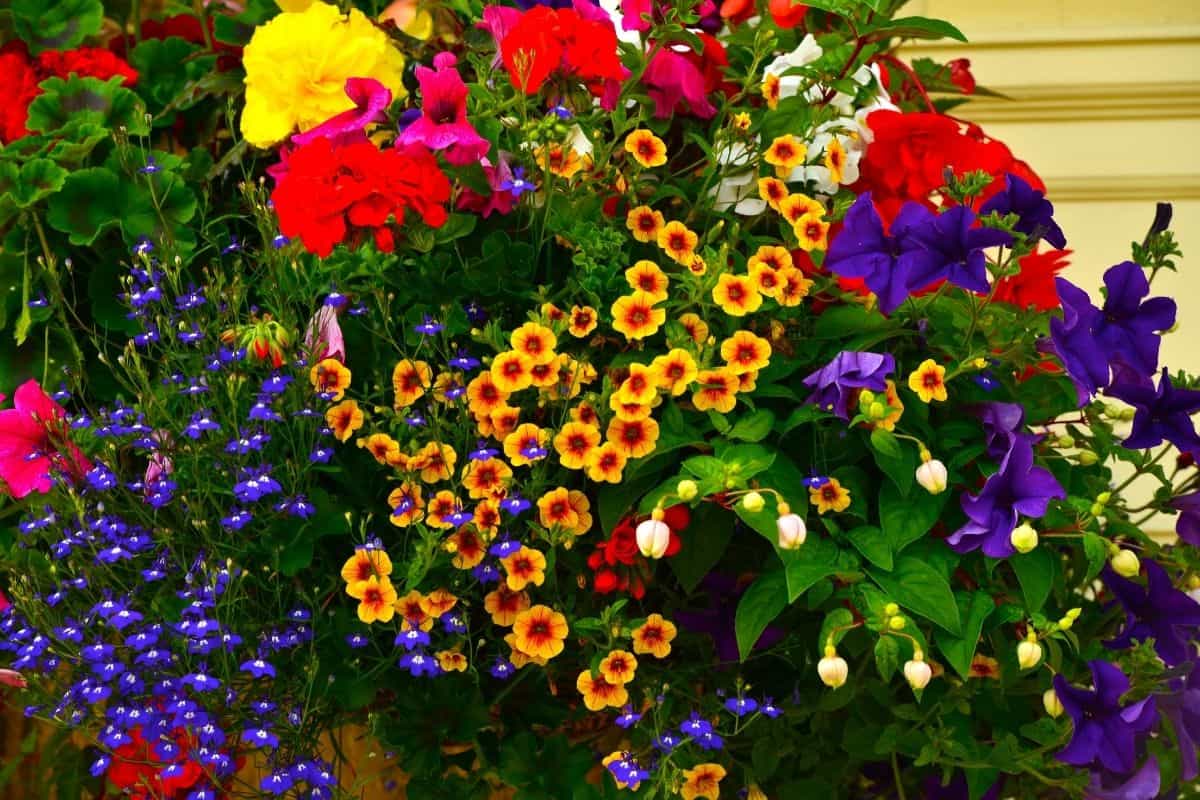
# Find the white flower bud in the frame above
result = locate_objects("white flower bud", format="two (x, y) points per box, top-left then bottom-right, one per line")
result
(903, 658), (932, 690)
(677, 479), (699, 501)
(636, 518), (671, 559)
(1017, 639), (1043, 670)
(1010, 523), (1038, 554)
(742, 491), (765, 513)
(818, 651), (848, 688)
(915, 459), (948, 495)
(1110, 549), (1141, 578)
(1043, 688), (1064, 718)
(775, 503), (806, 550)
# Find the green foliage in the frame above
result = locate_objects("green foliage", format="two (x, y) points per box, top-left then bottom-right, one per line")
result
(11, 0), (102, 52)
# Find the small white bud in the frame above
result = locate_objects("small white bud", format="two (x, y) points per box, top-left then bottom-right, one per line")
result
(1017, 639), (1043, 670)
(776, 510), (807, 550)
(1110, 549), (1140, 578)
(1010, 523), (1038, 554)
(915, 459), (948, 495)
(818, 650), (848, 689)
(1043, 688), (1064, 718)
(636, 519), (671, 559)
(742, 491), (765, 513)
(903, 657), (932, 690)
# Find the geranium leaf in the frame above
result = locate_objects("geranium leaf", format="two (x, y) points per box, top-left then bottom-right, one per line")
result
(26, 76), (149, 136)
(12, 0), (102, 52)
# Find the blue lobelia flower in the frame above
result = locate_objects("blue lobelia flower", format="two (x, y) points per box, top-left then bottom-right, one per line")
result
(946, 439), (1064, 558)
(979, 173), (1067, 249)
(824, 194), (933, 314)
(1053, 660), (1157, 776)
(1103, 560), (1200, 666)
(1107, 368), (1200, 456)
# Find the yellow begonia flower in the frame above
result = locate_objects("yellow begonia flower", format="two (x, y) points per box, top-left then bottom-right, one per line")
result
(241, 2), (406, 148)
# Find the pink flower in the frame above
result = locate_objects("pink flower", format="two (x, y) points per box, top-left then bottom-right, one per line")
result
(397, 53), (489, 166)
(0, 669), (27, 689)
(642, 40), (722, 119)
(620, 0), (653, 31)
(0, 587), (9, 614)
(0, 380), (90, 498)
(457, 155), (517, 219)
(293, 77), (392, 148)
(304, 304), (346, 363)
(477, 6), (522, 68)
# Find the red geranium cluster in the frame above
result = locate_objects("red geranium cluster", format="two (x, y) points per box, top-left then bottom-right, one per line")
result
(854, 109), (1045, 222)
(107, 727), (234, 799)
(587, 505), (690, 598)
(271, 137), (452, 258)
(0, 41), (138, 144)
(499, 6), (625, 97)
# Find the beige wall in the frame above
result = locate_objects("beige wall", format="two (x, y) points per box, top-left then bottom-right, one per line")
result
(905, 0), (1200, 376)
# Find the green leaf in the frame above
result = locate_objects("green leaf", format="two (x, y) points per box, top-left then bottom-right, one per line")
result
(716, 442), (776, 480)
(870, 428), (915, 494)
(1082, 532), (1108, 581)
(683, 455), (725, 483)
(12, 0), (102, 52)
(845, 524), (892, 570)
(780, 404), (831, 434)
(868, 556), (962, 635)
(1011, 547), (1056, 612)
(46, 167), (121, 246)
(669, 505), (733, 594)
(819, 608), (855, 649)
(26, 76), (149, 136)
(728, 408), (775, 442)
(874, 635), (901, 681)
(782, 536), (840, 601)
(735, 569), (788, 660)
(879, 482), (946, 553)
(865, 16), (968, 42)
(0, 158), (67, 208)
(128, 37), (206, 112)
(934, 591), (994, 679)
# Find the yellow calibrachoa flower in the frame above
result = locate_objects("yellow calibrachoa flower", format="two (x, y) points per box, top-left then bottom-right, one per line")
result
(491, 351), (535, 394)
(876, 380), (905, 431)
(553, 422), (601, 470)
(568, 305), (598, 337)
(326, 399), (363, 442)
(603, 752), (645, 790)
(354, 575), (398, 624)
(501, 546), (547, 591)
(609, 393), (654, 422)
(598, 650), (638, 685)
(779, 193), (824, 226)
(777, 267), (814, 307)
(908, 358), (948, 403)
(506, 632), (548, 668)
(692, 368), (739, 414)
(626, 205), (665, 243)
(466, 371), (509, 419)
(657, 221), (699, 266)
(414, 442), (456, 483)
(810, 477), (852, 514)
(566, 489), (593, 535)
(606, 417), (660, 459)
(462, 457), (512, 499)
(241, 1), (406, 147)
(748, 244), (793, 273)
(436, 650), (468, 673)
(341, 548), (392, 594)
(503, 423), (549, 467)
(358, 433), (400, 466)
(424, 490), (460, 529)
(309, 358), (350, 401)
(794, 213), (831, 252)
(420, 588), (458, 618)
(536, 144), (589, 178)
(681, 763), (727, 800)
(720, 331), (772, 375)
(447, 527), (487, 569)
(750, 262), (784, 299)
(617, 363), (658, 406)
(650, 349), (698, 396)
(611, 292), (666, 340)
(712, 274), (763, 317)
(510, 322), (557, 366)
(678, 313), (710, 345)
(758, 177), (788, 211)
(632, 613), (677, 658)
(624, 130), (668, 168)
(387, 483), (424, 527)
(824, 137), (848, 184)
(762, 73), (781, 109)
(585, 442), (627, 483)
(764, 134), (807, 174)
(392, 359), (432, 408)
(577, 670), (629, 711)
(512, 605), (569, 660)
(625, 260), (669, 302)
(538, 487), (580, 531)
(484, 586), (530, 626)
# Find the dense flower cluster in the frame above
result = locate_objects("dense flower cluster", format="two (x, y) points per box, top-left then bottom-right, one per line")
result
(1, 0), (1198, 798)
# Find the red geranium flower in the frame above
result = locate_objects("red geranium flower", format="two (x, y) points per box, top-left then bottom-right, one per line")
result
(993, 248), (1072, 312)
(271, 138), (451, 257)
(36, 47), (138, 86)
(107, 727), (215, 799)
(499, 7), (625, 96)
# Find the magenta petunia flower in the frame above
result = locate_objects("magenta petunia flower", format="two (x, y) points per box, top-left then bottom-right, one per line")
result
(642, 47), (716, 119)
(0, 379), (90, 498)
(398, 53), (489, 166)
(292, 77), (393, 148)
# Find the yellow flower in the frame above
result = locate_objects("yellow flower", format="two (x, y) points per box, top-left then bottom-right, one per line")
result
(626, 205), (665, 243)
(764, 134), (806, 174)
(824, 137), (848, 185)
(624, 129), (668, 168)
(501, 546), (547, 592)
(585, 442), (627, 483)
(747, 245), (793, 273)
(554, 422), (601, 470)
(908, 358), (948, 403)
(241, 1), (406, 147)
(510, 322), (557, 366)
(657, 221), (699, 266)
(875, 380), (905, 431)
(491, 351), (535, 394)
(603, 752), (644, 790)
(392, 359), (432, 408)
(341, 548), (393, 594)
(538, 487), (580, 532)
(749, 262), (785, 299)
(681, 763), (726, 800)
(503, 423), (549, 467)
(436, 650), (468, 672)
(731, 111), (752, 131)
(632, 613), (677, 658)
(777, 267), (814, 307)
(309, 357), (351, 401)
(326, 399), (363, 442)
(355, 575), (398, 624)
(414, 442), (456, 484)
(650, 349), (698, 396)
(692, 369), (739, 414)
(387, 482), (424, 527)
(577, 670), (629, 711)
(568, 305), (598, 337)
(466, 371), (509, 419)
(424, 490), (461, 529)
(678, 313), (709, 345)
(762, 73), (781, 109)
(606, 417), (660, 459)
(358, 433), (400, 466)
(394, 590), (433, 631)
(511, 605), (569, 660)
(484, 586), (529, 626)
(462, 457), (512, 499)
(598, 650), (638, 685)
(757, 177), (788, 211)
(611, 292), (666, 340)
(720, 331), (772, 375)
(536, 144), (588, 178)
(779, 193), (824, 226)
(566, 489), (593, 535)
(625, 260), (669, 302)
(420, 588), (458, 618)
(447, 527), (487, 569)
(794, 213), (830, 252)
(810, 477), (852, 515)
(712, 274), (763, 317)
(609, 393), (654, 422)
(617, 363), (658, 406)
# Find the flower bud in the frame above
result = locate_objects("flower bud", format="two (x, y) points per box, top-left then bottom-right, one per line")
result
(1110, 549), (1140, 578)
(1017, 639), (1043, 670)
(742, 491), (765, 513)
(1120, 407), (1136, 421)
(884, 602), (900, 616)
(915, 459), (948, 495)
(1077, 450), (1098, 465)
(868, 401), (886, 420)
(775, 506), (807, 550)
(904, 656), (932, 690)
(1089, 503), (1105, 517)
(1065, 607), (1082, 620)
(1096, 491), (1112, 505)
(1057, 616), (1074, 631)
(677, 479), (699, 501)
(1043, 688), (1064, 718)
(1010, 523), (1038, 554)
(636, 518), (671, 559)
(859, 389), (876, 406)
(1057, 434), (1075, 448)
(888, 616), (906, 631)
(817, 648), (848, 689)
(0, 669), (26, 689)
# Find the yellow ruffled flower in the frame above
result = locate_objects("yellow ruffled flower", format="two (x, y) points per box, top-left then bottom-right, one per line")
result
(241, 1), (406, 148)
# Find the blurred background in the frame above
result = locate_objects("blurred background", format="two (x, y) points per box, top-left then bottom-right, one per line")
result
(3, 0), (1199, 796)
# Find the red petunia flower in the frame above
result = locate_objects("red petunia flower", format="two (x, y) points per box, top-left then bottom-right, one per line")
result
(271, 137), (451, 258)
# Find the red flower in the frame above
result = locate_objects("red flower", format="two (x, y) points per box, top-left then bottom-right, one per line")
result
(946, 58), (976, 94)
(500, 7), (624, 95)
(606, 519), (640, 566)
(107, 727), (213, 799)
(993, 248), (1072, 311)
(594, 568), (621, 594)
(271, 138), (451, 257)
(768, 0), (808, 28)
(36, 47), (138, 86)
(0, 44), (41, 144)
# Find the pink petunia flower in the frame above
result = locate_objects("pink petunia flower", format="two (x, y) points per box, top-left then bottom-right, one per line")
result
(642, 47), (717, 119)
(0, 668), (26, 689)
(0, 379), (90, 499)
(304, 304), (347, 363)
(397, 53), (489, 166)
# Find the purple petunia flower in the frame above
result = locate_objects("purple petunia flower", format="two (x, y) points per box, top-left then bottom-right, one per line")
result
(802, 351), (896, 420)
(824, 194), (933, 314)
(1084, 756), (1161, 800)
(1107, 369), (1200, 456)
(1171, 490), (1200, 547)
(904, 205), (1011, 295)
(979, 173), (1067, 249)
(946, 439), (1064, 558)
(1053, 660), (1158, 775)
(1103, 560), (1200, 666)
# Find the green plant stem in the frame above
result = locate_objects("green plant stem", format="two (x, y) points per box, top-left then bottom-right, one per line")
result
(891, 752), (907, 800)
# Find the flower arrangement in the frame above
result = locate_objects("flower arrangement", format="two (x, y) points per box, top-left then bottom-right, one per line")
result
(0, 1), (1197, 799)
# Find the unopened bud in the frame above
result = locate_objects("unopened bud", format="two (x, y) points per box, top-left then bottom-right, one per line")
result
(636, 519), (671, 559)
(915, 459), (948, 495)
(742, 491), (765, 513)
(1096, 491), (1112, 505)
(888, 616), (906, 631)
(1017, 639), (1043, 670)
(1057, 434), (1075, 448)
(818, 652), (848, 688)
(884, 603), (899, 616)
(1043, 689), (1064, 718)
(677, 479), (699, 501)
(1077, 450), (1098, 465)
(1010, 523), (1038, 554)
(1110, 549), (1140, 578)
(904, 657), (932, 690)
(1120, 408), (1136, 421)
(776, 512), (807, 550)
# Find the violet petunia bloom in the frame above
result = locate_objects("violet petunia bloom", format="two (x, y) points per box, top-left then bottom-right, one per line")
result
(1161, 664), (1200, 781)
(979, 173), (1067, 249)
(801, 351), (896, 419)
(1103, 560), (1200, 666)
(976, 401), (1033, 459)
(675, 573), (784, 665)
(397, 53), (489, 166)
(1053, 660), (1158, 776)
(1051, 262), (1176, 401)
(946, 439), (1065, 558)
(824, 193), (933, 314)
(1170, 491), (1200, 547)
(293, 78), (392, 148)
(1084, 757), (1161, 800)
(903, 205), (1012, 295)
(1107, 368), (1200, 456)
(920, 772), (1002, 800)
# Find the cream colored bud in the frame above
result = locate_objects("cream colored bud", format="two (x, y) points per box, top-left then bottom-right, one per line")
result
(904, 658), (932, 690)
(776, 513), (807, 550)
(677, 479), (699, 501)
(915, 459), (948, 495)
(1043, 688), (1064, 718)
(888, 616), (906, 631)
(1017, 640), (1043, 670)
(636, 519), (671, 559)
(818, 654), (849, 688)
(1111, 549), (1141, 578)
(1010, 523), (1038, 554)
(742, 491), (765, 513)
